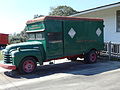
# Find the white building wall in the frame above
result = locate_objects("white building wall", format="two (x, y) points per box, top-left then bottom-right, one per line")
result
(74, 7), (120, 43)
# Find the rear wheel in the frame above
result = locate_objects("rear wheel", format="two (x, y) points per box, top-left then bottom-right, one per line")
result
(18, 57), (37, 74)
(84, 50), (97, 64)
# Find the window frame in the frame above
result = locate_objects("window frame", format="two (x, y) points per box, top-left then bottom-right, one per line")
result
(116, 10), (120, 32)
(27, 32), (45, 40)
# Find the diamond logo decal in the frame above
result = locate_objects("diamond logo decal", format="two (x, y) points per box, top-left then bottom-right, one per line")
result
(68, 28), (76, 38)
(96, 28), (102, 37)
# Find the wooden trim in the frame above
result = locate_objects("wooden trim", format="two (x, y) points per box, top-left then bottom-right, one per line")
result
(45, 16), (103, 21)
(26, 17), (45, 24)
(26, 16), (103, 24)
(26, 29), (45, 33)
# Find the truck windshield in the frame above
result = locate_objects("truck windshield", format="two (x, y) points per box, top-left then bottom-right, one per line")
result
(28, 32), (45, 40)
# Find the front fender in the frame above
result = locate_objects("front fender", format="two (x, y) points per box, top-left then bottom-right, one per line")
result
(12, 49), (44, 67)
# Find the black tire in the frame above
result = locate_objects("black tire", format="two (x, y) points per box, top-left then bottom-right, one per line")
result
(84, 50), (97, 64)
(67, 57), (77, 61)
(18, 57), (37, 74)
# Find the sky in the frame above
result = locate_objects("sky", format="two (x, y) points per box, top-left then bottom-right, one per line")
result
(0, 0), (120, 34)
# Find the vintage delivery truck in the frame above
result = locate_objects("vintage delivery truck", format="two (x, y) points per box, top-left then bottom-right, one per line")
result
(0, 16), (104, 74)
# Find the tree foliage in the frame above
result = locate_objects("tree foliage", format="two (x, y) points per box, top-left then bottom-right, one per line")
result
(34, 14), (44, 19)
(9, 27), (28, 44)
(49, 5), (79, 16)
(10, 5), (79, 44)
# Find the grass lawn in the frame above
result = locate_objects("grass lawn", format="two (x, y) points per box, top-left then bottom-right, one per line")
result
(0, 51), (3, 60)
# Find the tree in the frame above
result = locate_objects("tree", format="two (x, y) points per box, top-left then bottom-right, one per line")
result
(49, 5), (79, 16)
(16, 5), (78, 44)
(19, 26), (28, 42)
(9, 27), (28, 44)
(34, 14), (44, 19)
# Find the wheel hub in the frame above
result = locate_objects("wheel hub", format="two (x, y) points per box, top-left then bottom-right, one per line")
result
(23, 60), (35, 73)
(90, 53), (96, 62)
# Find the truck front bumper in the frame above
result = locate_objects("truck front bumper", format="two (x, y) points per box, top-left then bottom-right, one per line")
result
(0, 63), (16, 70)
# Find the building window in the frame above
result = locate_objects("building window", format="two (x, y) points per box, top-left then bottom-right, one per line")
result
(116, 10), (120, 32)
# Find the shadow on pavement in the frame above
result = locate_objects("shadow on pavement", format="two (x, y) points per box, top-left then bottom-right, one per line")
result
(4, 59), (120, 79)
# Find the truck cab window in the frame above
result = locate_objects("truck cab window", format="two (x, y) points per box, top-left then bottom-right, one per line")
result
(28, 33), (35, 40)
(28, 32), (45, 40)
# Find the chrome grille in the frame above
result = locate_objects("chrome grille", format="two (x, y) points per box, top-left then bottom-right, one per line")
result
(4, 54), (12, 63)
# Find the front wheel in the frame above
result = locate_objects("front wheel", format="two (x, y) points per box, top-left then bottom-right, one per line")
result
(18, 57), (37, 74)
(84, 50), (97, 64)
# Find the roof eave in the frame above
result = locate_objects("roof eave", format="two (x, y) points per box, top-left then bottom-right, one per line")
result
(71, 2), (120, 17)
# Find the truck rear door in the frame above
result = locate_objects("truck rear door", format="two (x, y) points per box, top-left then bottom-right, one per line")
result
(46, 21), (63, 59)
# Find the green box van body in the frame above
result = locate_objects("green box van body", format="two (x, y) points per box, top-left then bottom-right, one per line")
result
(2, 16), (104, 68)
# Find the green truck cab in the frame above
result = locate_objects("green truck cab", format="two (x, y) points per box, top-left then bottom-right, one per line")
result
(0, 16), (104, 74)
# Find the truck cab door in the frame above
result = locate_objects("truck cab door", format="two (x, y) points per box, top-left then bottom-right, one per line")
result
(46, 21), (63, 59)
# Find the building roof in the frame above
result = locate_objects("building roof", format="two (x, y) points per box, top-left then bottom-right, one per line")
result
(71, 2), (120, 16)
(26, 16), (103, 24)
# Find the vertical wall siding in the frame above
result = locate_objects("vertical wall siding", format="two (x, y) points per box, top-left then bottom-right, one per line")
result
(74, 7), (120, 43)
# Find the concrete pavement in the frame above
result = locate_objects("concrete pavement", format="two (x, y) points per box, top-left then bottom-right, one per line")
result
(0, 59), (120, 90)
